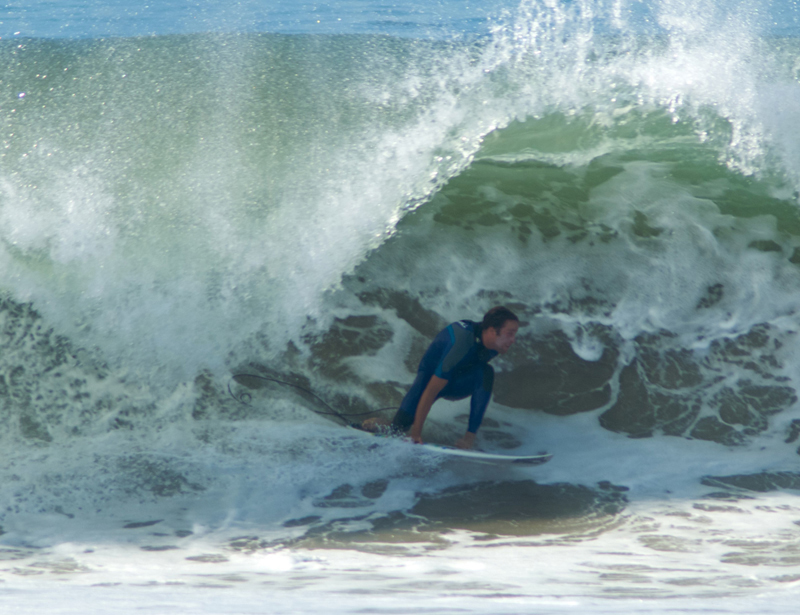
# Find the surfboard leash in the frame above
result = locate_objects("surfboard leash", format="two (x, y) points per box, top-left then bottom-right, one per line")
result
(228, 373), (398, 424)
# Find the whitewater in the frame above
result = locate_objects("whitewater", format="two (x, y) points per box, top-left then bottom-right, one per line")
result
(2, 0), (800, 612)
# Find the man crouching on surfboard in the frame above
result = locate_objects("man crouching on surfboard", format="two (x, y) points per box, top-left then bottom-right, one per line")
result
(362, 306), (519, 450)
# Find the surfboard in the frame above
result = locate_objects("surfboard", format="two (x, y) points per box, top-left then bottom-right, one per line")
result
(228, 373), (551, 466)
(348, 425), (552, 466)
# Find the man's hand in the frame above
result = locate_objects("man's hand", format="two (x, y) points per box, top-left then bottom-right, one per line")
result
(455, 432), (476, 450)
(408, 425), (423, 444)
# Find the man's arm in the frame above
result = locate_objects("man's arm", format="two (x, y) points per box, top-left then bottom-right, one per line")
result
(455, 366), (494, 450)
(408, 375), (448, 444)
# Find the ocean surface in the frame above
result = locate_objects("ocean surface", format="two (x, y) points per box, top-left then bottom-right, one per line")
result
(2, 0), (800, 612)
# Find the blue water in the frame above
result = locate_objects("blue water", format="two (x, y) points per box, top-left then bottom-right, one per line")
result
(2, 0), (515, 39)
(5, 0), (800, 40)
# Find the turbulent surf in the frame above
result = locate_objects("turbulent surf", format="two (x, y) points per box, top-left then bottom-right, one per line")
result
(2, 0), (800, 612)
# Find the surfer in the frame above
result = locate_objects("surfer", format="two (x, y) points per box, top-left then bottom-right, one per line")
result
(363, 306), (519, 449)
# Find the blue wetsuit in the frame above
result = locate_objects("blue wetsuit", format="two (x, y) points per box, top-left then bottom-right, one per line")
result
(391, 320), (497, 434)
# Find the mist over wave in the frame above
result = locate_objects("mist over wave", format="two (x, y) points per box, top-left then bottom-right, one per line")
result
(2, 0), (798, 381)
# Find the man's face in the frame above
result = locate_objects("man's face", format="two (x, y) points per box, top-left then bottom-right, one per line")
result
(489, 320), (519, 354)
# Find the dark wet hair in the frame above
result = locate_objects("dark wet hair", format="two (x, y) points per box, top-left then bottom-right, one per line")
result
(481, 306), (519, 332)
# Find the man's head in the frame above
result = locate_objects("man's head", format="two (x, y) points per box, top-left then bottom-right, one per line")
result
(480, 306), (519, 354)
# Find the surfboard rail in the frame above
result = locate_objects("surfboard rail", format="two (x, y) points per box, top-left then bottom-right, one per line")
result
(348, 425), (552, 466)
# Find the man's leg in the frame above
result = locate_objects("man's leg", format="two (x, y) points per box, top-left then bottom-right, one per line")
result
(467, 365), (494, 434)
(440, 364), (493, 432)
(362, 369), (430, 433)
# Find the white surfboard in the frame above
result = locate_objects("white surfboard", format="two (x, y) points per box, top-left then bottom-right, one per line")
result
(228, 374), (551, 466)
(349, 425), (552, 466)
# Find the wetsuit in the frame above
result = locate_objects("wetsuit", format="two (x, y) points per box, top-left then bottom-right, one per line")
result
(391, 320), (497, 434)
